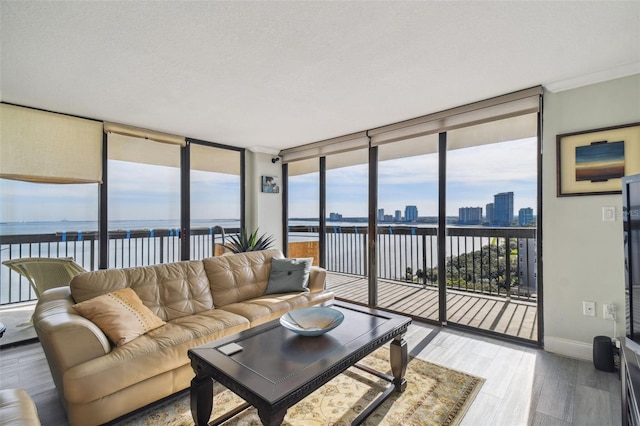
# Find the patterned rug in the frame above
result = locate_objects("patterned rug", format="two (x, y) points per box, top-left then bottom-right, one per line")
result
(119, 348), (484, 426)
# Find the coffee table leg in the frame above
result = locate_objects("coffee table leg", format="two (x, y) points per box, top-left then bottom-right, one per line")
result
(257, 407), (287, 426)
(390, 334), (408, 393)
(191, 375), (213, 426)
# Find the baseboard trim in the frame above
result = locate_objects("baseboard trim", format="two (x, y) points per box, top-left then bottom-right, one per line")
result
(544, 336), (592, 361)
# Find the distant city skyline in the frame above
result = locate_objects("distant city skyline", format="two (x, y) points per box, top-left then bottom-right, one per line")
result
(1, 137), (537, 224)
(292, 137), (537, 218)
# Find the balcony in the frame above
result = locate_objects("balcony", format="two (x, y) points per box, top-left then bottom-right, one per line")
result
(325, 271), (537, 341)
(0, 224), (537, 345)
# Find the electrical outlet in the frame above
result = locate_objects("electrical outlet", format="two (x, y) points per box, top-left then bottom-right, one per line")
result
(603, 304), (616, 320)
(583, 301), (596, 317)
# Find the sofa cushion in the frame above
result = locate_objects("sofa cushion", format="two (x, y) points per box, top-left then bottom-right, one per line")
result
(221, 290), (335, 327)
(71, 261), (213, 321)
(203, 249), (283, 307)
(72, 288), (166, 346)
(63, 309), (251, 404)
(265, 257), (312, 295)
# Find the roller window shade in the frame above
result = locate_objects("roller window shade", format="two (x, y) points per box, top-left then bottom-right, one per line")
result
(281, 131), (369, 164)
(447, 113), (538, 151)
(190, 143), (241, 175)
(108, 133), (180, 167)
(288, 149), (369, 176)
(104, 122), (185, 146)
(378, 133), (439, 162)
(370, 87), (542, 146)
(0, 104), (103, 184)
(325, 148), (369, 170)
(288, 158), (319, 177)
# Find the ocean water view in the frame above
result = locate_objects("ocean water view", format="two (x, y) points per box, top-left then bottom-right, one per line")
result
(0, 219), (242, 236)
(1, 218), (536, 305)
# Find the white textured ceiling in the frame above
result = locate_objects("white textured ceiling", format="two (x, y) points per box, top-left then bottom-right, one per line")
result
(1, 1), (639, 153)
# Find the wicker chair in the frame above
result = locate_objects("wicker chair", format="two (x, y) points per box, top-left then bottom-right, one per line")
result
(2, 257), (86, 326)
(3, 257), (86, 298)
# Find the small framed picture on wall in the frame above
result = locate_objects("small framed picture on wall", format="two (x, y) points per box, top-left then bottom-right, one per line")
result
(556, 122), (640, 196)
(261, 176), (280, 193)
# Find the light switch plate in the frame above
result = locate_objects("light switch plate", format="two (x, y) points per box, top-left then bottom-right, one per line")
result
(602, 206), (616, 222)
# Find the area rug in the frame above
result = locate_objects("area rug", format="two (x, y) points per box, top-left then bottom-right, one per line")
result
(119, 348), (484, 426)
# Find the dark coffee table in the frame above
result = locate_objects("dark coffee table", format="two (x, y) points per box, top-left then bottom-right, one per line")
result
(188, 300), (412, 426)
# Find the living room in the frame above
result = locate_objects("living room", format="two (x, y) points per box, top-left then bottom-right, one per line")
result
(1, 1), (639, 425)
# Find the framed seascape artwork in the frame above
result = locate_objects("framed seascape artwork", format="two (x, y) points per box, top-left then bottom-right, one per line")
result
(556, 122), (640, 196)
(261, 176), (280, 193)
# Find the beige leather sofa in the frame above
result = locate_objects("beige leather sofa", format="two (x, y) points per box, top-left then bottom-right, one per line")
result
(33, 249), (333, 426)
(0, 389), (41, 426)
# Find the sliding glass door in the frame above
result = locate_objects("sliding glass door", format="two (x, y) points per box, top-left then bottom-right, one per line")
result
(281, 88), (542, 344)
(288, 159), (320, 264)
(445, 115), (539, 341)
(189, 142), (241, 259)
(107, 134), (182, 268)
(376, 134), (440, 321)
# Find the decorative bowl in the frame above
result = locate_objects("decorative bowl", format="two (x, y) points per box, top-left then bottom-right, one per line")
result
(280, 307), (344, 336)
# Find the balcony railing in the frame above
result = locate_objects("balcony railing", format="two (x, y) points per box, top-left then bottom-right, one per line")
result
(1, 224), (537, 306)
(0, 227), (237, 305)
(289, 225), (537, 302)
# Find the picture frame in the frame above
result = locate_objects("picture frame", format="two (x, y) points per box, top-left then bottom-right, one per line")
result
(556, 122), (640, 196)
(261, 176), (280, 193)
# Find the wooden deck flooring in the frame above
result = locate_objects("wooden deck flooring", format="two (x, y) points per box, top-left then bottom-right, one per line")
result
(326, 272), (538, 342)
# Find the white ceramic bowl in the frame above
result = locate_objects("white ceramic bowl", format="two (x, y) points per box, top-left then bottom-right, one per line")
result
(280, 307), (344, 336)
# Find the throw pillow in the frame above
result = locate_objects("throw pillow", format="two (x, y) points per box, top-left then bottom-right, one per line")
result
(73, 287), (165, 346)
(265, 257), (313, 295)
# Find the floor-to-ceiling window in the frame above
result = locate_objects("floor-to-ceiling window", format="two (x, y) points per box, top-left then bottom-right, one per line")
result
(376, 134), (440, 320)
(107, 133), (182, 268)
(189, 142), (242, 259)
(282, 87), (542, 344)
(325, 149), (369, 277)
(287, 158), (320, 264)
(0, 180), (98, 303)
(0, 104), (102, 306)
(445, 115), (539, 341)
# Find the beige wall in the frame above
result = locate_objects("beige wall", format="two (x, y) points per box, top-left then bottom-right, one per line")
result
(249, 74), (640, 360)
(246, 150), (284, 252)
(543, 74), (640, 359)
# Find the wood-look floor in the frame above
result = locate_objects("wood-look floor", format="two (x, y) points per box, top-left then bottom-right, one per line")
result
(0, 321), (620, 426)
(326, 272), (538, 341)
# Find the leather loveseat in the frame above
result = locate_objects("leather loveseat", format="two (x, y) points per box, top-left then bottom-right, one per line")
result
(33, 249), (333, 426)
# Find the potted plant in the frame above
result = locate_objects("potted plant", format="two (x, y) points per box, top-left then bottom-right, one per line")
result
(223, 228), (275, 253)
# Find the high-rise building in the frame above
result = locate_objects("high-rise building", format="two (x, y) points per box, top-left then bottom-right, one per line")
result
(493, 192), (514, 226)
(404, 205), (418, 222)
(377, 208), (384, 222)
(518, 238), (537, 296)
(485, 203), (494, 224)
(329, 212), (343, 221)
(394, 210), (402, 221)
(518, 207), (534, 226)
(458, 207), (482, 225)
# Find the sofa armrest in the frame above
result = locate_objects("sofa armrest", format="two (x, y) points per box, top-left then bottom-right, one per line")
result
(33, 287), (112, 399)
(308, 266), (327, 293)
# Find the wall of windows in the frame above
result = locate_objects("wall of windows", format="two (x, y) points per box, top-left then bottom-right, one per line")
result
(0, 107), (245, 306)
(281, 88), (542, 343)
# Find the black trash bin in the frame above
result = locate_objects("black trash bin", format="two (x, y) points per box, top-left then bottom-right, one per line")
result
(593, 335), (615, 372)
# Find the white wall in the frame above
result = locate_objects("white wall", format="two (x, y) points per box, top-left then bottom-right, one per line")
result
(543, 74), (640, 359)
(245, 150), (284, 252)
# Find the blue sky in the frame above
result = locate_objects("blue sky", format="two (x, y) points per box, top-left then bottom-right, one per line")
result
(290, 137), (537, 218)
(0, 160), (240, 222)
(1, 137), (536, 222)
